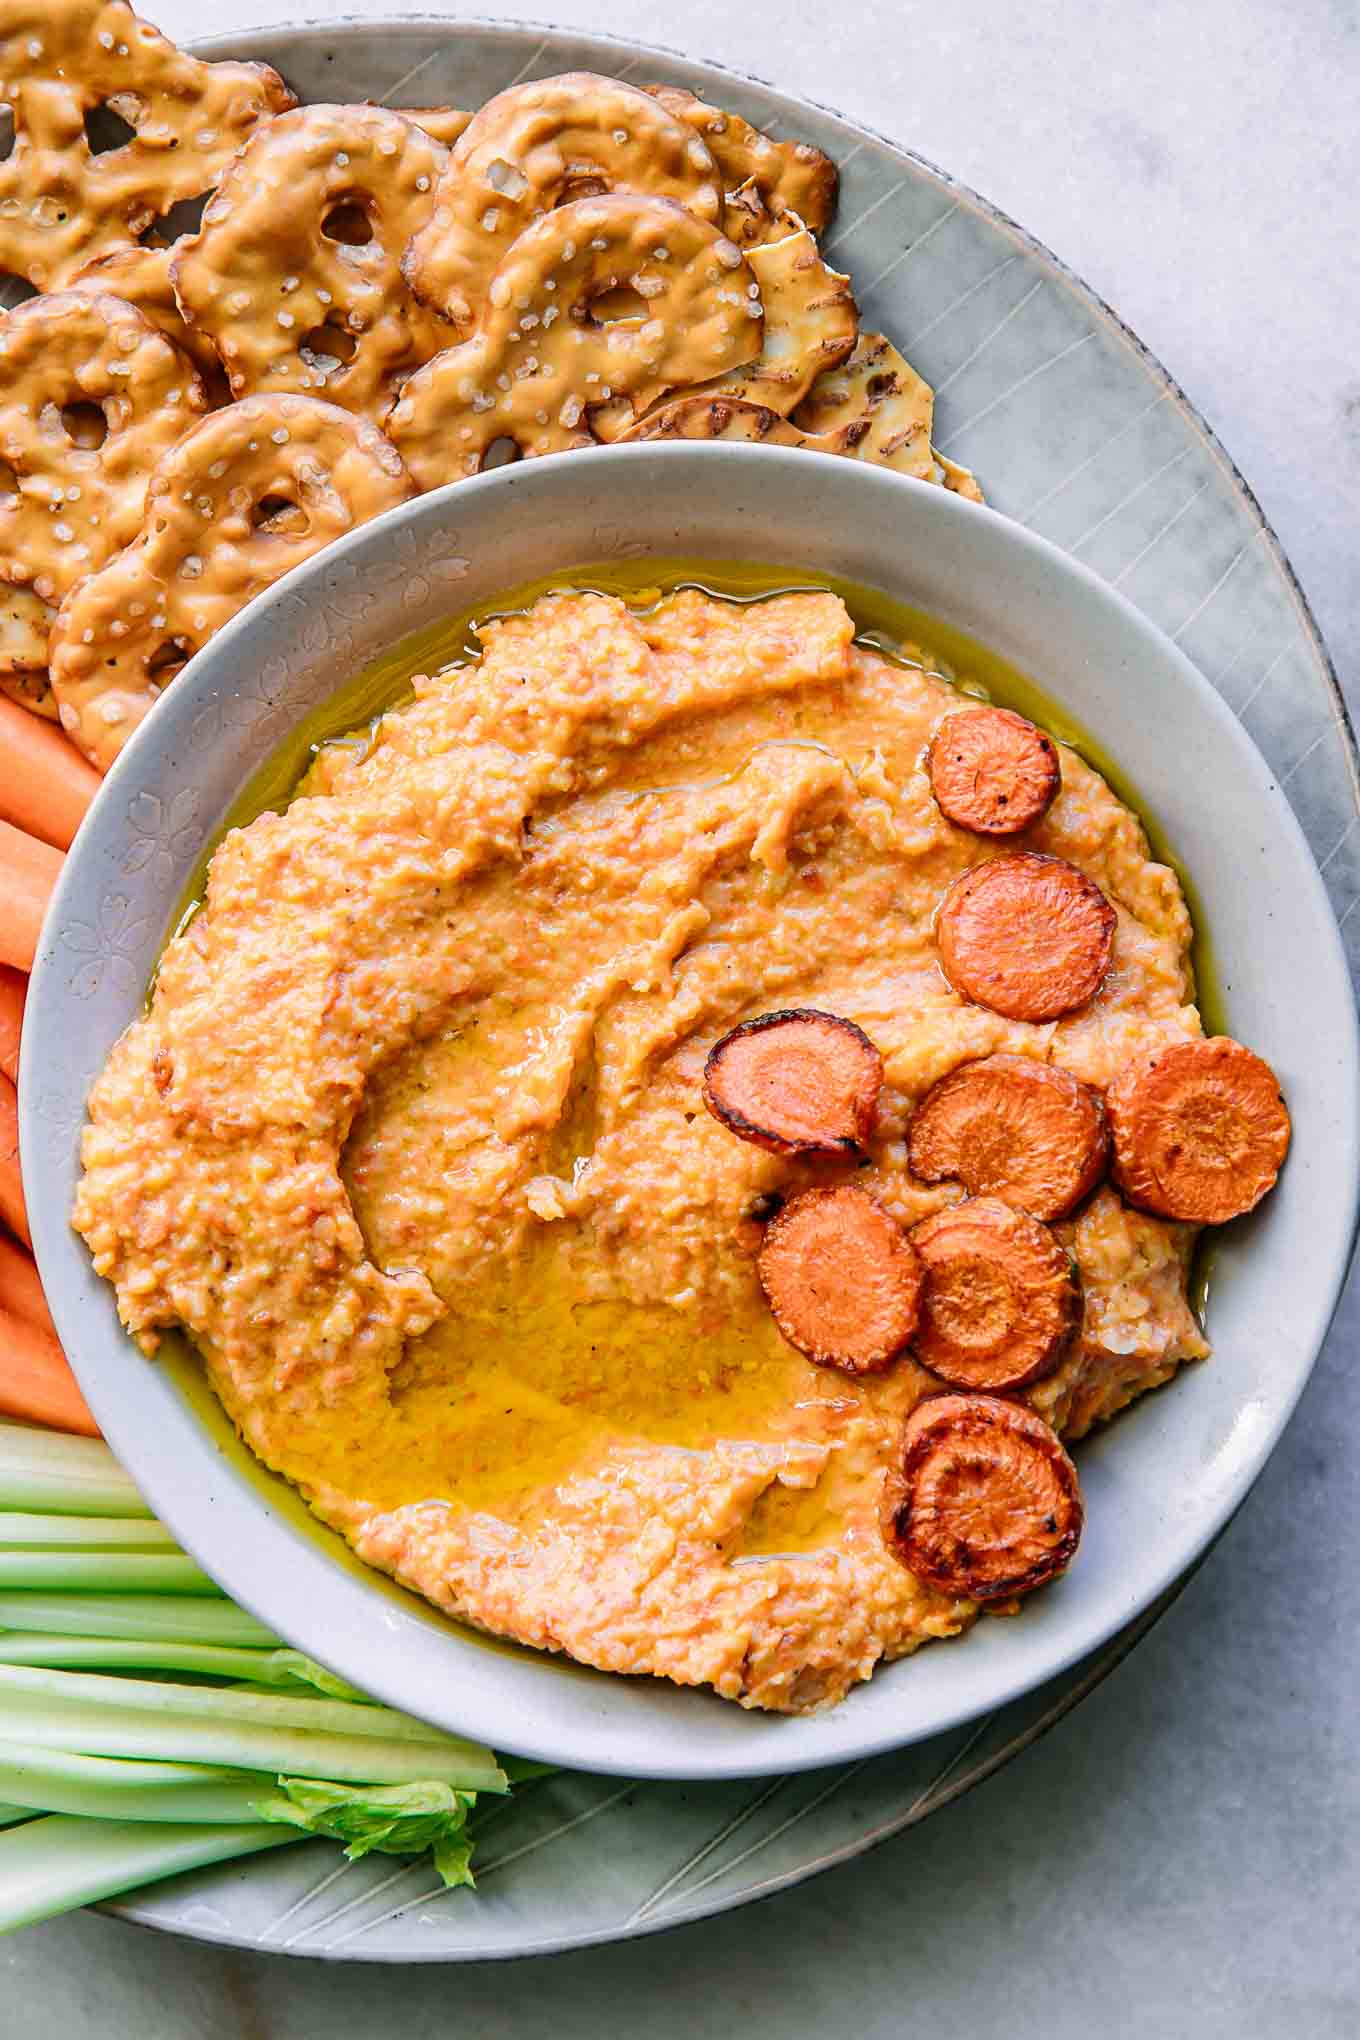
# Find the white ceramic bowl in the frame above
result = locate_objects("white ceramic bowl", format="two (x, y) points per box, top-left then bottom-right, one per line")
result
(22, 446), (1359, 1780)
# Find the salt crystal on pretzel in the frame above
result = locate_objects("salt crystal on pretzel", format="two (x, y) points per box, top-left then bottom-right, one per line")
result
(0, 287), (209, 615)
(0, 0), (294, 288)
(645, 83), (837, 234)
(68, 241), (229, 396)
(386, 191), (763, 491)
(397, 106), (473, 148)
(49, 392), (414, 770)
(404, 72), (723, 328)
(172, 104), (456, 423)
(597, 213), (855, 441)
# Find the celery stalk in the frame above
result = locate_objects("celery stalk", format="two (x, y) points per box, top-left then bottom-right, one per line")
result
(0, 1803), (29, 1828)
(0, 1514), (181, 1551)
(0, 1740), (271, 1824)
(0, 1634), (355, 1690)
(0, 1665), (478, 1749)
(0, 1666), (507, 1790)
(0, 1592), (280, 1646)
(0, 1427), (150, 1517)
(1, 1697), (501, 1788)
(0, 1552), (217, 1593)
(0, 1815), (297, 1934)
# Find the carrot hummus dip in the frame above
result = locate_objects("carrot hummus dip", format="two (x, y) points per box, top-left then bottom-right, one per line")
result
(73, 586), (1289, 1712)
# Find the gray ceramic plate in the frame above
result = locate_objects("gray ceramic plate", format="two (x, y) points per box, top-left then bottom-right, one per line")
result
(18, 14), (1360, 1960)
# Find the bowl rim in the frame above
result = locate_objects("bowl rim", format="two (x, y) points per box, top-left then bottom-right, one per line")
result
(23, 442), (1360, 1780)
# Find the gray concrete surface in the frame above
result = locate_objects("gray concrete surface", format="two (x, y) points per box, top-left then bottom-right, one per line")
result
(2, 2), (1356, 2033)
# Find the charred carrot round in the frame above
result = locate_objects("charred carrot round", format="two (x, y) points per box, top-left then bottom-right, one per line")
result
(704, 1008), (883, 1156)
(909, 1195), (1080, 1391)
(926, 706), (1060, 836)
(908, 1053), (1108, 1220)
(937, 852), (1115, 1022)
(1107, 1035), (1290, 1223)
(757, 1183), (923, 1374)
(886, 1391), (1083, 1600)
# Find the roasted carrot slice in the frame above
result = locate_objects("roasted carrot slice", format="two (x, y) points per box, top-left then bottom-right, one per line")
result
(927, 706), (1060, 836)
(886, 1391), (1083, 1600)
(1107, 1034), (1290, 1222)
(908, 1053), (1108, 1220)
(703, 1008), (883, 1156)
(757, 1183), (923, 1374)
(909, 1195), (1080, 1390)
(937, 852), (1115, 1022)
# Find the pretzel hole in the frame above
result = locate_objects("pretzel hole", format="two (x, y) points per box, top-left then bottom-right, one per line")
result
(251, 494), (308, 535)
(481, 437), (521, 471)
(0, 108), (14, 164)
(84, 103), (138, 156)
(321, 202), (374, 247)
(587, 285), (649, 328)
(60, 402), (108, 450)
(141, 192), (211, 243)
(0, 275), (36, 312)
(298, 323), (359, 377)
(145, 639), (192, 685)
(558, 175), (610, 206)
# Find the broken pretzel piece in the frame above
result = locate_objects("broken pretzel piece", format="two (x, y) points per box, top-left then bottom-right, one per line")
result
(0, 585), (57, 690)
(631, 332), (983, 499)
(602, 215), (855, 441)
(645, 83), (837, 233)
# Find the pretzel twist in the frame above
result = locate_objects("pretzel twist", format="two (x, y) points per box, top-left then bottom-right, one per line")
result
(387, 192), (763, 489)
(0, 0), (293, 287)
(404, 73), (724, 327)
(50, 393), (413, 768)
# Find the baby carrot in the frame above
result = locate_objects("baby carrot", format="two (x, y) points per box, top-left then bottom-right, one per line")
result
(0, 1231), (51, 1334)
(0, 967), (23, 1086)
(0, 697), (100, 850)
(0, 1305), (99, 1437)
(0, 823), (61, 972)
(0, 1073), (29, 1248)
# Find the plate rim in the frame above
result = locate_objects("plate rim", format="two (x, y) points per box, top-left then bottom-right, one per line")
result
(29, 9), (1354, 1957)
